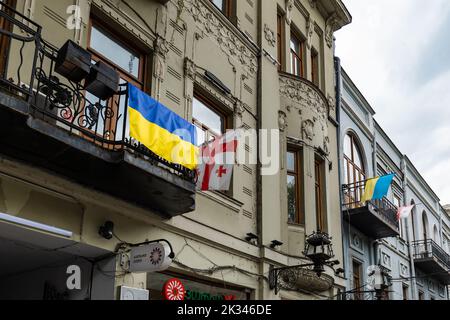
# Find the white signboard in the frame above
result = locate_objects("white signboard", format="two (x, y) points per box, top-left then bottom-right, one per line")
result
(129, 242), (173, 273)
(120, 286), (150, 301)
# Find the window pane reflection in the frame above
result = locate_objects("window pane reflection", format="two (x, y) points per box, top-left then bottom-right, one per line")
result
(90, 26), (140, 78)
(287, 175), (296, 223)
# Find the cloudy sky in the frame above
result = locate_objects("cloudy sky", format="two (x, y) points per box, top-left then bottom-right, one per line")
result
(335, 0), (450, 205)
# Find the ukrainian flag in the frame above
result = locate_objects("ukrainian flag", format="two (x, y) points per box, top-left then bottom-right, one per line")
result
(128, 84), (198, 170)
(361, 174), (395, 203)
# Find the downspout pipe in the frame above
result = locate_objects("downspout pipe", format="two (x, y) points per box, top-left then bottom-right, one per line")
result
(334, 57), (347, 288)
(402, 156), (418, 300)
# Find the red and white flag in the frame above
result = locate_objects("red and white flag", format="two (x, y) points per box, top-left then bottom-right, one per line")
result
(397, 205), (415, 221)
(196, 130), (239, 191)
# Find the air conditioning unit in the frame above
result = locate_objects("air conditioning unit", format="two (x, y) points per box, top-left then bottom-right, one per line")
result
(119, 286), (150, 301)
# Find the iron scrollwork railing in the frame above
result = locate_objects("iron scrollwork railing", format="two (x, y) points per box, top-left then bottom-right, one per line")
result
(0, 4), (195, 182)
(342, 180), (399, 231)
(270, 265), (335, 295)
(412, 239), (450, 270)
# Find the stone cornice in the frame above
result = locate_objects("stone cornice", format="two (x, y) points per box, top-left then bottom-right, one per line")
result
(309, 0), (352, 31)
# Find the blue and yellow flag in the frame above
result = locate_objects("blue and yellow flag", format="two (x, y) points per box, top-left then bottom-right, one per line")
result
(128, 84), (198, 170)
(361, 174), (395, 203)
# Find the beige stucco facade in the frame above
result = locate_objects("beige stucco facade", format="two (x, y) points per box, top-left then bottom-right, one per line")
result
(0, 0), (351, 300)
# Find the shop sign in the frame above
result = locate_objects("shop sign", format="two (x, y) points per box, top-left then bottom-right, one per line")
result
(129, 242), (173, 273)
(164, 278), (186, 301)
(163, 279), (237, 301)
(185, 290), (236, 301)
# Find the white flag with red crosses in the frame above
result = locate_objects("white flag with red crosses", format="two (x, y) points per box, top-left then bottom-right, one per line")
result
(196, 130), (239, 191)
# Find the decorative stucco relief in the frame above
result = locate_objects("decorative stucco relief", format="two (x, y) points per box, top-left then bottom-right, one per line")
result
(153, 35), (169, 82)
(280, 75), (331, 153)
(264, 24), (276, 47)
(285, 0), (294, 25)
(181, 0), (258, 76)
(302, 119), (315, 142)
(278, 111), (288, 132)
(325, 13), (339, 48)
(279, 76), (328, 121)
(306, 18), (315, 50)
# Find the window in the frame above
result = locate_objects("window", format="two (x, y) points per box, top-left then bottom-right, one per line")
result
(87, 18), (146, 142)
(402, 284), (409, 301)
(290, 32), (304, 77)
(418, 291), (425, 300)
(211, 0), (233, 18)
(277, 12), (285, 71)
(287, 148), (304, 225)
(422, 212), (429, 240)
(192, 93), (227, 146)
(344, 134), (366, 205)
(311, 49), (319, 86)
(411, 202), (417, 241)
(433, 225), (439, 243)
(315, 157), (326, 232)
(352, 261), (362, 300)
(393, 195), (404, 238)
(0, 0), (16, 78)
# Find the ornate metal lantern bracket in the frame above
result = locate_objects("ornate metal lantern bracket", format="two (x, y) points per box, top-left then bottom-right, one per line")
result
(269, 231), (340, 295)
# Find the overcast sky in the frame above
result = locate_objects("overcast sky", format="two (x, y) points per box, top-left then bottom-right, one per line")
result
(335, 0), (450, 205)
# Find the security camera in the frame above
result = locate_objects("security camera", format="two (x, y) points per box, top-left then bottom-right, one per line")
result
(99, 221), (114, 240)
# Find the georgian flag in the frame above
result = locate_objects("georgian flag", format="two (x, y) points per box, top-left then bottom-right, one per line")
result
(196, 130), (239, 191)
(397, 205), (415, 221)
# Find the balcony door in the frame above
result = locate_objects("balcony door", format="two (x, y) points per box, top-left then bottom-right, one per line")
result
(0, 0), (16, 79)
(344, 133), (366, 206)
(86, 18), (146, 147)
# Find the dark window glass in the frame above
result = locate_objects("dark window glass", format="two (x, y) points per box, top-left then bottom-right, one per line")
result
(287, 149), (304, 225)
(290, 32), (304, 77)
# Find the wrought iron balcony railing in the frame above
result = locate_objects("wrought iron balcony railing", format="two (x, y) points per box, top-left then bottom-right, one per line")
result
(342, 180), (400, 237)
(412, 239), (450, 272)
(0, 3), (194, 182)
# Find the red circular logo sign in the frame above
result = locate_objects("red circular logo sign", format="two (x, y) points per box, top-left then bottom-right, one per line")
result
(163, 278), (186, 301)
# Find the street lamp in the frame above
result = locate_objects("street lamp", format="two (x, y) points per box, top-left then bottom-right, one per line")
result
(269, 231), (340, 294)
(303, 231), (335, 277)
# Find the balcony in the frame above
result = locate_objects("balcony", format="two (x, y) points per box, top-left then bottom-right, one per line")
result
(0, 4), (195, 218)
(342, 181), (399, 239)
(412, 240), (450, 284)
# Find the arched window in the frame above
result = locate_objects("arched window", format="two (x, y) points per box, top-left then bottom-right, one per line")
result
(422, 212), (429, 241)
(344, 133), (366, 184)
(433, 225), (439, 243)
(344, 133), (366, 204)
(411, 200), (417, 241)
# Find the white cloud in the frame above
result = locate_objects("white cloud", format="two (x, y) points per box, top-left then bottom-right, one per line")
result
(336, 0), (450, 204)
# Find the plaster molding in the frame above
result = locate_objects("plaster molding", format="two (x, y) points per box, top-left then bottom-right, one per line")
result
(181, 0), (258, 77)
(264, 24), (276, 47)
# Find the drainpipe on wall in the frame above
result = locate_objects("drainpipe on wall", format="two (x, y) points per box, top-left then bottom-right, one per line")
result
(256, 1), (264, 300)
(334, 57), (347, 287)
(371, 124), (379, 269)
(402, 156), (418, 300)
(438, 202), (443, 247)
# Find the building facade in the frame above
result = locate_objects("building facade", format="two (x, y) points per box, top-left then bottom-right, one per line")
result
(337, 66), (450, 300)
(0, 0), (351, 300)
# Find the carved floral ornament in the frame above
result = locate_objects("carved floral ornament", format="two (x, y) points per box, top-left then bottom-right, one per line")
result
(279, 76), (329, 121)
(180, 0), (258, 76)
(264, 24), (276, 47)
